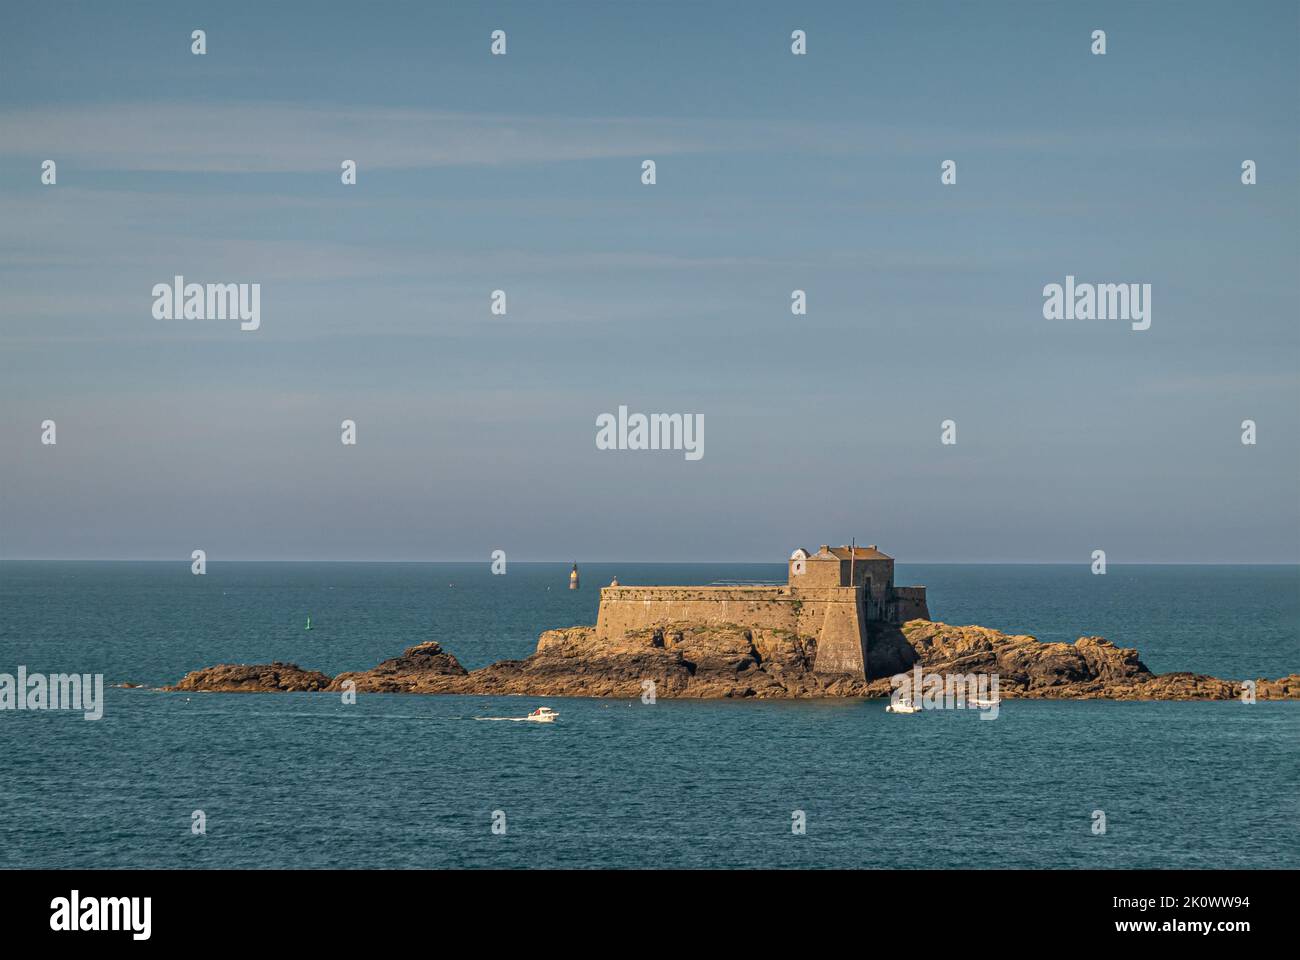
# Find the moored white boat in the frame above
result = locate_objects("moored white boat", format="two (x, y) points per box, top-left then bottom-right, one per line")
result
(886, 697), (921, 714)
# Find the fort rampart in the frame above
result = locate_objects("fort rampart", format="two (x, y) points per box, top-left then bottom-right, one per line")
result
(591, 545), (930, 680)
(595, 585), (870, 676)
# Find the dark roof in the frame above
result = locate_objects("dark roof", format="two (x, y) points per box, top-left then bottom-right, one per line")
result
(827, 545), (893, 561)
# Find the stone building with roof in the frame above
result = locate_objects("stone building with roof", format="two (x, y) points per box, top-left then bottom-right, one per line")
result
(595, 543), (929, 681)
(787, 544), (928, 623)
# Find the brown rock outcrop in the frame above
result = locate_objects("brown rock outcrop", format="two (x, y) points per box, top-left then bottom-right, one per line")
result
(166, 661), (333, 693)
(328, 641), (469, 693)
(461, 624), (853, 699)
(163, 620), (1299, 701)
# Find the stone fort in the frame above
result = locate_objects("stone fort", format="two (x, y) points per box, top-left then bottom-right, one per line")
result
(595, 544), (929, 680)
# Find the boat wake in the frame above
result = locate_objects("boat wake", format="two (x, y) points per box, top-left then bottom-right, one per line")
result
(475, 707), (558, 723)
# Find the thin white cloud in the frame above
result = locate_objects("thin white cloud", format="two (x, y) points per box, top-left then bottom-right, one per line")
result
(0, 102), (738, 172)
(0, 100), (1221, 174)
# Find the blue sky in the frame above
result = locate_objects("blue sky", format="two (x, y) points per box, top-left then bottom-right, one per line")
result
(1, 0), (1297, 561)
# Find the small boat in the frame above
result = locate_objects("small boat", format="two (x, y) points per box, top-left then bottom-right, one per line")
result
(886, 697), (921, 714)
(473, 706), (560, 723)
(305, 615), (312, 631)
(969, 697), (1000, 709)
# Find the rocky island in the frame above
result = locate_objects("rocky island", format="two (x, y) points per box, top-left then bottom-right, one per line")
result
(167, 620), (1298, 702)
(164, 546), (1299, 701)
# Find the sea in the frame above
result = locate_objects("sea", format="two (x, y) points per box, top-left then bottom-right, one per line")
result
(1, 561), (1296, 869)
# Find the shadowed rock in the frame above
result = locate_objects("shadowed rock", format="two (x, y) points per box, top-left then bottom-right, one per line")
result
(166, 661), (332, 692)
(329, 641), (469, 693)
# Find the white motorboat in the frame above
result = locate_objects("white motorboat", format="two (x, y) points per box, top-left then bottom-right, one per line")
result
(473, 706), (559, 722)
(969, 697), (1001, 709)
(886, 697), (921, 714)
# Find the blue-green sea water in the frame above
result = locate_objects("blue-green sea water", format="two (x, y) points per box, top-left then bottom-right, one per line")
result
(1, 562), (1296, 869)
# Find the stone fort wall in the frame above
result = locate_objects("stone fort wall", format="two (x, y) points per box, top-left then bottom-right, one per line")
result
(595, 585), (870, 677)
(893, 586), (930, 623)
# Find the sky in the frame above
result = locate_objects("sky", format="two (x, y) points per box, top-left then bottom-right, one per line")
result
(0, 0), (1297, 562)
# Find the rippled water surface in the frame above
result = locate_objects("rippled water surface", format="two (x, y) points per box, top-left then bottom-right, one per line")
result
(1, 562), (1296, 868)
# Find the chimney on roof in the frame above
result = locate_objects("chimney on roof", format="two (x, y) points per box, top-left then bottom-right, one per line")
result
(868, 545), (877, 550)
(819, 545), (830, 553)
